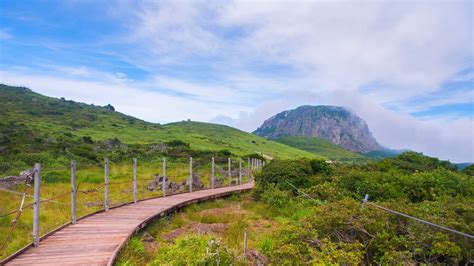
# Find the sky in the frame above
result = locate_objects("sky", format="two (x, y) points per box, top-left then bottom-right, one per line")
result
(0, 0), (473, 162)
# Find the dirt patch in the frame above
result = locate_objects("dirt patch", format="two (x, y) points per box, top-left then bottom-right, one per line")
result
(162, 222), (228, 243)
(246, 249), (269, 265)
(250, 219), (278, 232)
(197, 204), (249, 217)
(162, 227), (187, 242)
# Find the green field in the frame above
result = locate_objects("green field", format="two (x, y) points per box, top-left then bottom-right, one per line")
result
(0, 84), (316, 173)
(274, 136), (370, 163)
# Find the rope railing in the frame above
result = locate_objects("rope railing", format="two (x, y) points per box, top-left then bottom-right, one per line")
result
(0, 156), (263, 258)
(1, 167), (35, 250)
(361, 194), (474, 240)
(285, 180), (323, 204)
(284, 181), (473, 241)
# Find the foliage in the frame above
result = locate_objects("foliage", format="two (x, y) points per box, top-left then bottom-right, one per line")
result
(151, 234), (236, 265)
(0, 84), (316, 173)
(275, 135), (370, 163)
(254, 159), (314, 192)
(369, 151), (458, 173)
(462, 164), (474, 176)
(254, 153), (474, 264)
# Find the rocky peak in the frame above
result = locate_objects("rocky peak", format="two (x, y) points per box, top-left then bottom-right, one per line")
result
(254, 105), (382, 153)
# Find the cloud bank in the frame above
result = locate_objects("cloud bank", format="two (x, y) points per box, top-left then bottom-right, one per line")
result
(0, 0), (472, 162)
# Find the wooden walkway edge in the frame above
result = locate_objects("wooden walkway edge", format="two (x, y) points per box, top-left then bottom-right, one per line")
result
(3, 183), (254, 266)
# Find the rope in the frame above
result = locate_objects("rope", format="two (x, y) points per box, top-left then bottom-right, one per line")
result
(108, 180), (132, 186)
(78, 183), (104, 194)
(285, 180), (322, 204)
(362, 196), (474, 239)
(0, 168), (35, 251)
(0, 187), (67, 206)
(39, 191), (72, 205)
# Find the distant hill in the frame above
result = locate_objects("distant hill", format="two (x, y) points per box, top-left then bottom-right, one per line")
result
(274, 136), (370, 163)
(364, 149), (404, 159)
(254, 105), (383, 153)
(0, 84), (315, 170)
(455, 162), (473, 170)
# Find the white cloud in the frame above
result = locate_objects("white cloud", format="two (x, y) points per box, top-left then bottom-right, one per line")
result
(0, 70), (244, 123)
(1, 1), (473, 162)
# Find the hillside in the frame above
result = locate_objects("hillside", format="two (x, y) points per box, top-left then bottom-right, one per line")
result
(254, 105), (383, 153)
(0, 84), (315, 171)
(274, 136), (370, 163)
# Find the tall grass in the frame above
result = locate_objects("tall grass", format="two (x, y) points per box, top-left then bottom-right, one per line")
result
(0, 157), (252, 260)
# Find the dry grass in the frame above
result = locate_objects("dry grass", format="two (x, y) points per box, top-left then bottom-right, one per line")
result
(0, 159), (252, 260)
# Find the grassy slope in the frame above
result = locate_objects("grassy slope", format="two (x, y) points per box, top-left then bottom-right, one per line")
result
(274, 136), (370, 163)
(0, 84), (315, 160)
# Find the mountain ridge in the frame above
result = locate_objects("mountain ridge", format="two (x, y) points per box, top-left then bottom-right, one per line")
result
(254, 105), (383, 153)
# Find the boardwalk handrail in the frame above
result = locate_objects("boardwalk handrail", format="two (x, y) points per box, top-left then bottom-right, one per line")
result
(361, 194), (474, 239)
(0, 156), (264, 263)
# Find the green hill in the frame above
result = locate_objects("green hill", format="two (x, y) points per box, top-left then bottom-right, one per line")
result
(274, 136), (370, 163)
(0, 84), (315, 172)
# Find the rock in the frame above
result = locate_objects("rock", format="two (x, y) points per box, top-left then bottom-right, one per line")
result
(0, 170), (33, 188)
(147, 175), (182, 193)
(0, 176), (24, 188)
(246, 249), (269, 265)
(254, 105), (383, 153)
(20, 170), (33, 180)
(183, 174), (204, 190)
(141, 232), (155, 242)
(214, 179), (223, 188)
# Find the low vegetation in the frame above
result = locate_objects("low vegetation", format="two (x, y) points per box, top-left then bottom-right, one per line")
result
(275, 136), (370, 163)
(118, 152), (473, 265)
(0, 84), (315, 172)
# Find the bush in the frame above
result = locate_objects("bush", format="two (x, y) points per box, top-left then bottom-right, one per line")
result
(309, 158), (332, 175)
(255, 159), (314, 191)
(152, 234), (236, 265)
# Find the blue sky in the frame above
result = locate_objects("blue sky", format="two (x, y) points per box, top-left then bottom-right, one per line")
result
(0, 0), (473, 162)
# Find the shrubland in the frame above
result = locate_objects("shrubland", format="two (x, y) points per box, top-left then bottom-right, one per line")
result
(117, 152), (473, 265)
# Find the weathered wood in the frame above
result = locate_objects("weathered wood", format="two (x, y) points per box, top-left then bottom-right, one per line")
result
(133, 158), (137, 204)
(247, 158), (250, 183)
(228, 158), (231, 187)
(162, 158), (166, 197)
(211, 157), (215, 189)
(189, 157), (193, 192)
(104, 158), (109, 211)
(33, 163), (41, 248)
(239, 160), (242, 184)
(4, 183), (253, 265)
(71, 161), (77, 224)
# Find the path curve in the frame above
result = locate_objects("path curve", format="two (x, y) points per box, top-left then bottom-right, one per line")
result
(4, 183), (253, 265)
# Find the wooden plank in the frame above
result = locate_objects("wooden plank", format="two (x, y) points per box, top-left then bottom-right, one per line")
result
(3, 183), (253, 266)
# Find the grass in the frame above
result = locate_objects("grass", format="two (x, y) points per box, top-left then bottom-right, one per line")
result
(0, 84), (316, 162)
(115, 193), (284, 265)
(275, 136), (371, 163)
(0, 158), (254, 260)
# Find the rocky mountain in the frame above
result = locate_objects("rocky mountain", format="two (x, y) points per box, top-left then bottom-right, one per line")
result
(254, 105), (383, 153)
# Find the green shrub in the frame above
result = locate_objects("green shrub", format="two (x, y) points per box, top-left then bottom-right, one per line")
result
(255, 159), (314, 192)
(152, 234), (236, 265)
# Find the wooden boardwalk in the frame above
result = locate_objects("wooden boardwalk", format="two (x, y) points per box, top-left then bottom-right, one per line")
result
(4, 183), (253, 266)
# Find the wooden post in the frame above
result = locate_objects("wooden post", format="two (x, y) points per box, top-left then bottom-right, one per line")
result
(133, 158), (137, 204)
(243, 228), (247, 257)
(189, 157), (193, 192)
(247, 158), (250, 183)
(211, 157), (215, 189)
(71, 160), (77, 224)
(104, 158), (109, 211)
(162, 158), (166, 197)
(239, 160), (242, 184)
(33, 163), (41, 247)
(228, 158), (231, 187)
